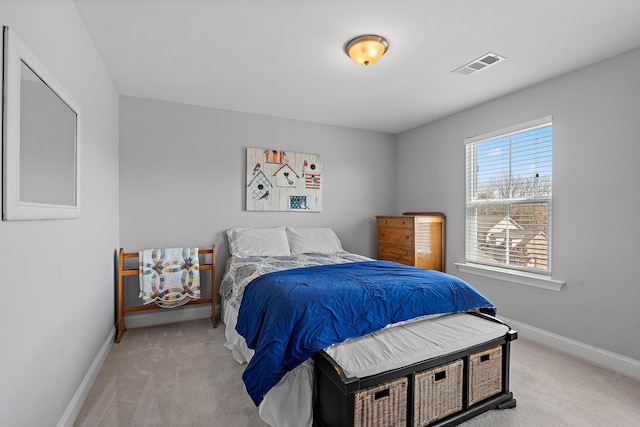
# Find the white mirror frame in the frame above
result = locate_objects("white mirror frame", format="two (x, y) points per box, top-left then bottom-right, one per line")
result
(2, 26), (81, 220)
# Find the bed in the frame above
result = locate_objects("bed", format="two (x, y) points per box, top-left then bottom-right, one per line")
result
(220, 226), (517, 426)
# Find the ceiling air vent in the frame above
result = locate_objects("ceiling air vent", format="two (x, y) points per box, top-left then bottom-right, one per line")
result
(452, 52), (505, 76)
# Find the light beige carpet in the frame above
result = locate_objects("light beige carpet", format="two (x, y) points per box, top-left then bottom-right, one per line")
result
(74, 319), (640, 426)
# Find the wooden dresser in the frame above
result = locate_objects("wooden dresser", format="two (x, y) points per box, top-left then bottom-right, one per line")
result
(376, 212), (446, 272)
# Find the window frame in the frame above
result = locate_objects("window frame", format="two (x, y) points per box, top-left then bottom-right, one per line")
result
(461, 116), (564, 290)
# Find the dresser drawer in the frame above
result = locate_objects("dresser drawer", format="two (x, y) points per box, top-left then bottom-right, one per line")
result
(378, 244), (414, 264)
(377, 217), (414, 229)
(377, 228), (414, 245)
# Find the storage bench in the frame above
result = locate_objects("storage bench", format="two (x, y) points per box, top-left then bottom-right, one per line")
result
(312, 312), (517, 427)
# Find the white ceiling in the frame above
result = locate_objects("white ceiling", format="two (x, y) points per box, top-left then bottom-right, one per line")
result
(73, 0), (640, 134)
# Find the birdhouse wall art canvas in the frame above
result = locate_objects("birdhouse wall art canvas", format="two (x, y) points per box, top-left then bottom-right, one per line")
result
(246, 147), (322, 212)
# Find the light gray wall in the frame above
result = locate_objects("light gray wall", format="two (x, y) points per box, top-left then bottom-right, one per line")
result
(119, 96), (396, 305)
(395, 48), (640, 360)
(0, 1), (120, 426)
(2, 3), (636, 424)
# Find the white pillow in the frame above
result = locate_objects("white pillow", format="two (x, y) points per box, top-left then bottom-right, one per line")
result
(226, 227), (291, 257)
(286, 227), (344, 255)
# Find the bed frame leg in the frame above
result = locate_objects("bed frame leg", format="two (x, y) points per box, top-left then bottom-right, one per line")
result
(497, 396), (517, 409)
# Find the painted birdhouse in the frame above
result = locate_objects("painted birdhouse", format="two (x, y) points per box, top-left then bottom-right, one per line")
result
(273, 164), (299, 188)
(247, 170), (273, 200)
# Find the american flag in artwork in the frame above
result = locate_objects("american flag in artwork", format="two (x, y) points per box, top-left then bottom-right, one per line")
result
(305, 173), (321, 189)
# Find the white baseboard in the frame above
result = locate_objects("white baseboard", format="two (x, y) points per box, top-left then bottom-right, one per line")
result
(501, 316), (640, 380)
(57, 326), (115, 427)
(125, 304), (217, 329)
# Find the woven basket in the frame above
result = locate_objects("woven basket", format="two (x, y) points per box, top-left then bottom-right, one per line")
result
(469, 346), (503, 406)
(354, 377), (408, 427)
(414, 359), (463, 426)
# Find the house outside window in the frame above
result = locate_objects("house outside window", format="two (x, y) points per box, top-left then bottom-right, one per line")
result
(465, 117), (552, 276)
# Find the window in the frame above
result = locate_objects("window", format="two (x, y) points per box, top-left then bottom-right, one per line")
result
(465, 117), (552, 276)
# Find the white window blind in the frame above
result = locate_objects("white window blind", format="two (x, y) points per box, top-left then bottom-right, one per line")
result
(465, 117), (552, 275)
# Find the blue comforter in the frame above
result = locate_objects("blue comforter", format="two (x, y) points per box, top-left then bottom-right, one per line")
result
(236, 260), (495, 405)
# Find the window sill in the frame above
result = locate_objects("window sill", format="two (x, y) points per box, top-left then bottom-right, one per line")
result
(454, 262), (565, 292)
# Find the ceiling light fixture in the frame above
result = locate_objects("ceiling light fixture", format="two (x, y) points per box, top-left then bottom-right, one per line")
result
(344, 35), (389, 66)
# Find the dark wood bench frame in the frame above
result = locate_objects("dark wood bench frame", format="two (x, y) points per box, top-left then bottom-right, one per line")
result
(312, 313), (517, 427)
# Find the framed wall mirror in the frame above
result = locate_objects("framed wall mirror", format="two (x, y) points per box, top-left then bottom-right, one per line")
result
(2, 26), (80, 220)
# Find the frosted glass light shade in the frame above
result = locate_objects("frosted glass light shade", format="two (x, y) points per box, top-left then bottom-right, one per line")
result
(344, 35), (389, 66)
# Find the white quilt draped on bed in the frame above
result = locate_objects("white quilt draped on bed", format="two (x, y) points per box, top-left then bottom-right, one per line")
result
(223, 300), (314, 427)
